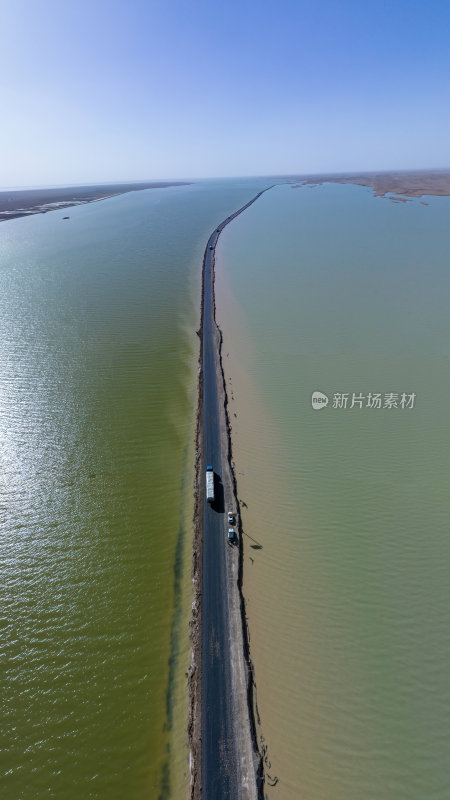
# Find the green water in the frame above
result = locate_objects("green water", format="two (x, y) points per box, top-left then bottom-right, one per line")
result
(0, 179), (268, 800)
(219, 183), (450, 799)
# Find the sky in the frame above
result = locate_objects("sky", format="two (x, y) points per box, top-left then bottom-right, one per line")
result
(1, 0), (450, 186)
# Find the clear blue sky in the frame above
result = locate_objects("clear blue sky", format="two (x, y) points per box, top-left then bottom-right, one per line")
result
(1, 0), (450, 186)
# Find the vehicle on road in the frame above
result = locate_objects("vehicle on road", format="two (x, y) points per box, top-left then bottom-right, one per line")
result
(227, 511), (234, 525)
(228, 528), (235, 543)
(209, 244), (213, 250)
(206, 466), (215, 503)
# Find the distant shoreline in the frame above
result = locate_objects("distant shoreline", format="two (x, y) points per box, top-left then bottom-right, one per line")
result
(286, 168), (450, 200)
(0, 181), (191, 222)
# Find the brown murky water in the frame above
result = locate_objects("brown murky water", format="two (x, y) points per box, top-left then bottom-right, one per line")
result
(216, 183), (450, 799)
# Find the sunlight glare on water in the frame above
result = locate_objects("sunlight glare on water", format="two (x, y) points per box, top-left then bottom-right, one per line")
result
(0, 178), (268, 800)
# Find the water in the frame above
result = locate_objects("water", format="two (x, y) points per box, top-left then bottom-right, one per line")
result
(216, 183), (450, 799)
(0, 179), (268, 800)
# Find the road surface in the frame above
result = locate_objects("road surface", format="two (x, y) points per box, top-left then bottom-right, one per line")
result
(200, 188), (271, 798)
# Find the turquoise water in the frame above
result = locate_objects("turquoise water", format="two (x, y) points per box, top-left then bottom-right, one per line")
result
(218, 183), (450, 799)
(0, 179), (268, 800)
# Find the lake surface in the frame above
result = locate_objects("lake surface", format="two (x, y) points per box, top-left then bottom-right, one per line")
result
(216, 183), (450, 799)
(0, 178), (268, 800)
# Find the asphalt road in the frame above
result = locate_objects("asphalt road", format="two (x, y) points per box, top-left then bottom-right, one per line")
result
(201, 189), (271, 799)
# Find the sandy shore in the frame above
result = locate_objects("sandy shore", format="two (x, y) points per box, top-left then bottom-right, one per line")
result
(286, 168), (450, 200)
(0, 181), (190, 221)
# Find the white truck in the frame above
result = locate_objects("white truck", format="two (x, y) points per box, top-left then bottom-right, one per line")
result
(206, 466), (215, 504)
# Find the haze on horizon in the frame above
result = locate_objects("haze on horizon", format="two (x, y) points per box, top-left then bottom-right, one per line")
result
(1, 0), (449, 188)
